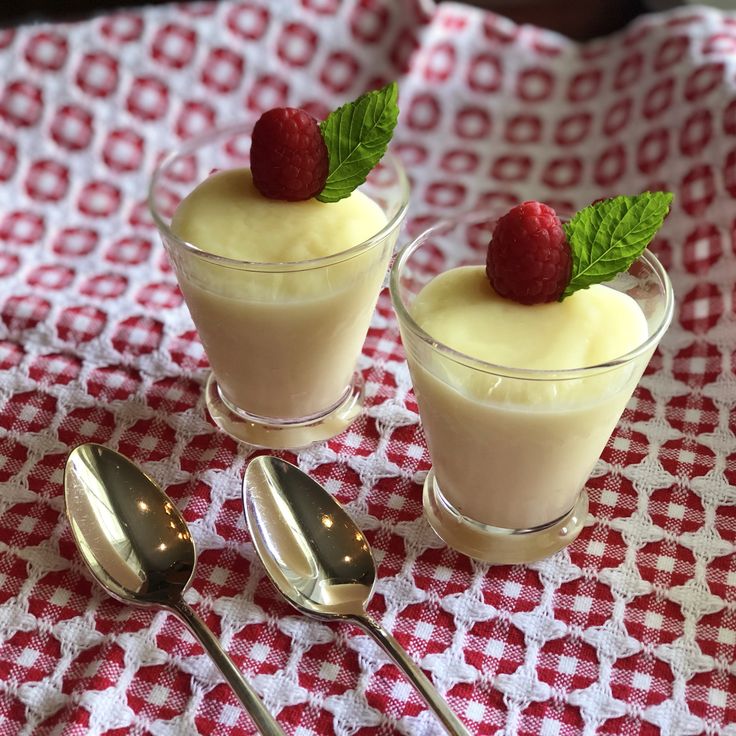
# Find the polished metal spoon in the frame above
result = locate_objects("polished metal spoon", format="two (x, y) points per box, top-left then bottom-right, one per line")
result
(64, 443), (285, 736)
(243, 455), (470, 736)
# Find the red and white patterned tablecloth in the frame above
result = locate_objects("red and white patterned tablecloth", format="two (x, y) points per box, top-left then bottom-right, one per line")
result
(0, 1), (735, 734)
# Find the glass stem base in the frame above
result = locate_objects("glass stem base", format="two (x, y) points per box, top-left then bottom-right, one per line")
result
(423, 469), (588, 565)
(205, 372), (364, 450)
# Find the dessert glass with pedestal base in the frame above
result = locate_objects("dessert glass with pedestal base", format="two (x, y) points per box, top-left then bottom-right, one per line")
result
(150, 122), (408, 449)
(390, 210), (673, 564)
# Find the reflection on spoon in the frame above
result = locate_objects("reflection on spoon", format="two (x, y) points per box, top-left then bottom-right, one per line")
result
(243, 455), (470, 736)
(64, 443), (285, 736)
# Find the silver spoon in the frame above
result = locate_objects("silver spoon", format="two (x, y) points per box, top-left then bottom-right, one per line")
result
(64, 443), (285, 736)
(243, 455), (470, 736)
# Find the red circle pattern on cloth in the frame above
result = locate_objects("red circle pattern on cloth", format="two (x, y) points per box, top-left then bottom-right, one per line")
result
(0, 2), (735, 735)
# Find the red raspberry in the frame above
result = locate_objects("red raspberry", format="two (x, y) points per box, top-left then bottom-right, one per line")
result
(250, 107), (329, 201)
(485, 201), (572, 305)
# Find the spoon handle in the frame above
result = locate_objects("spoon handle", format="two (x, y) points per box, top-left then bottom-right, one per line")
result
(172, 600), (286, 736)
(354, 614), (470, 736)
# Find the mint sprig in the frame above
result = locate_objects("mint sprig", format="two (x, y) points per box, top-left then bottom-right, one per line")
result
(562, 192), (673, 299)
(316, 82), (399, 203)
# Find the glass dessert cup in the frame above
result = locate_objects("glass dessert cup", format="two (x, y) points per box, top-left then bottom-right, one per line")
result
(149, 123), (409, 449)
(390, 211), (674, 564)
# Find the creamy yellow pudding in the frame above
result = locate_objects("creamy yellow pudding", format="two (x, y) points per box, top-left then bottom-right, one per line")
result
(173, 169), (386, 262)
(171, 168), (392, 420)
(408, 266), (650, 530)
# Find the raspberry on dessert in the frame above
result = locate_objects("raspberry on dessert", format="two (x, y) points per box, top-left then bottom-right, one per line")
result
(485, 201), (572, 305)
(250, 107), (329, 201)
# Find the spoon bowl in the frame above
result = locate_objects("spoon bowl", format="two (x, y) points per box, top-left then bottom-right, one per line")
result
(65, 443), (285, 736)
(65, 443), (195, 606)
(244, 455), (470, 736)
(243, 453), (375, 618)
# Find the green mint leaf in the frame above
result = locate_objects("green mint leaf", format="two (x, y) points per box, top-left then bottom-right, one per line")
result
(316, 81), (399, 203)
(562, 191), (673, 299)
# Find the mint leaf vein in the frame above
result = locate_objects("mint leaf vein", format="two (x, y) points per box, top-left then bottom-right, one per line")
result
(317, 82), (399, 203)
(562, 192), (673, 299)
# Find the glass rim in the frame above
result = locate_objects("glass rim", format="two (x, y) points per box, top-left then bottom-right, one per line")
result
(147, 122), (410, 273)
(389, 209), (675, 381)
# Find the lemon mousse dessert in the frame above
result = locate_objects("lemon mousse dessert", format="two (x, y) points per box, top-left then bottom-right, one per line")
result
(151, 83), (407, 448)
(170, 169), (387, 420)
(390, 196), (674, 564)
